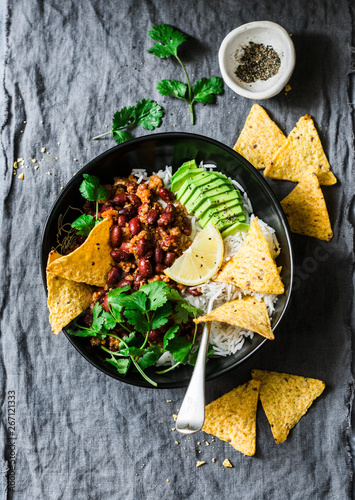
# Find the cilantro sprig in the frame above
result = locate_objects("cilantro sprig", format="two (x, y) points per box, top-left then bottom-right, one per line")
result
(71, 173), (109, 235)
(148, 24), (224, 125)
(68, 281), (204, 387)
(92, 99), (164, 144)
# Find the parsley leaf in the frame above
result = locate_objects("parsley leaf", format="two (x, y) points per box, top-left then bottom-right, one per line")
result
(93, 99), (163, 144)
(79, 174), (109, 203)
(192, 76), (224, 104)
(156, 80), (187, 100)
(71, 214), (96, 236)
(106, 356), (131, 375)
(148, 24), (188, 58)
(148, 24), (224, 124)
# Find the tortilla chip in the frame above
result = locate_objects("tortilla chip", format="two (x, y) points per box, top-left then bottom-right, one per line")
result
(234, 104), (287, 170)
(251, 369), (325, 444)
(203, 379), (260, 456)
(47, 251), (93, 334)
(194, 296), (274, 339)
(215, 218), (284, 295)
(280, 171), (333, 241)
(264, 114), (336, 185)
(46, 218), (113, 286)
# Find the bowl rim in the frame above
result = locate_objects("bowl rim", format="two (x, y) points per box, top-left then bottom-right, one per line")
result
(41, 131), (294, 389)
(218, 20), (296, 100)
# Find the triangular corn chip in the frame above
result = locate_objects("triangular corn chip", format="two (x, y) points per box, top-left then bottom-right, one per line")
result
(234, 104), (287, 170)
(46, 218), (113, 286)
(203, 379), (260, 456)
(194, 296), (274, 339)
(251, 369), (325, 444)
(215, 218), (284, 294)
(264, 114), (336, 185)
(280, 171), (333, 241)
(47, 251), (93, 334)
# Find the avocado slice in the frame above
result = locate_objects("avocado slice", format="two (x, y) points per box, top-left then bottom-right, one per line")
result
(199, 201), (245, 227)
(171, 160), (197, 183)
(179, 176), (232, 206)
(193, 191), (242, 218)
(171, 167), (204, 193)
(185, 183), (233, 213)
(221, 222), (250, 238)
(176, 171), (218, 201)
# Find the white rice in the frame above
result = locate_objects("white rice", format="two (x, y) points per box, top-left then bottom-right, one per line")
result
(133, 165), (280, 365)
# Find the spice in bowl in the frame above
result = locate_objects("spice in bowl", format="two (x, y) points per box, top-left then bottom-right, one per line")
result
(234, 42), (281, 84)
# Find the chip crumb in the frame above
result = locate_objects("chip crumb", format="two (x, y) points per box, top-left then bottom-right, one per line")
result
(18, 173), (24, 180)
(206, 442), (210, 446)
(212, 458), (216, 463)
(40, 121), (43, 124)
(175, 441), (179, 445)
(196, 461), (206, 468)
(13, 161), (17, 169)
(166, 399), (172, 403)
(58, 142), (61, 145)
(285, 84), (292, 92)
(32, 159), (37, 163)
(166, 479), (170, 483)
(172, 414), (177, 421)
(73, 158), (78, 162)
(197, 442), (201, 445)
(41, 147), (46, 153)
(223, 459), (233, 468)
(23, 120), (26, 124)
(34, 165), (39, 170)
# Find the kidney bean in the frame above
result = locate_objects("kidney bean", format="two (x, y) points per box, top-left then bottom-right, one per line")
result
(129, 217), (141, 235)
(187, 287), (202, 297)
(158, 187), (172, 202)
(117, 278), (133, 288)
(103, 294), (110, 312)
(82, 312), (93, 328)
(160, 235), (178, 251)
(136, 237), (147, 257)
(102, 205), (115, 212)
(144, 249), (154, 259)
(120, 242), (131, 253)
(119, 206), (137, 218)
(127, 181), (138, 193)
(155, 263), (166, 274)
(83, 200), (95, 213)
(117, 215), (128, 227)
(146, 208), (160, 224)
(183, 216), (192, 236)
(164, 251), (175, 266)
(107, 266), (120, 285)
(128, 193), (141, 207)
(110, 225), (122, 248)
(138, 258), (153, 278)
(154, 246), (164, 263)
(111, 249), (129, 261)
(157, 212), (174, 226)
(148, 329), (163, 342)
(76, 235), (87, 245)
(165, 203), (175, 214)
(111, 193), (127, 206)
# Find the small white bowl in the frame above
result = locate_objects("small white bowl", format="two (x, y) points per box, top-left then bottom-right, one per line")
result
(218, 21), (295, 100)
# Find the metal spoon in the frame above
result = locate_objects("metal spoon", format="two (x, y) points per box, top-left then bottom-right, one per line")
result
(176, 299), (214, 435)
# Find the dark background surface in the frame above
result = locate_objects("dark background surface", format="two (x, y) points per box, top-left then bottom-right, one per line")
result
(0, 1), (354, 499)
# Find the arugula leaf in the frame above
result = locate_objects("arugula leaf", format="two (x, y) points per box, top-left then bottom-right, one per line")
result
(71, 214), (96, 236)
(157, 80), (187, 100)
(92, 99), (163, 144)
(124, 309), (149, 334)
(137, 348), (162, 370)
(163, 325), (179, 350)
(106, 356), (131, 375)
(148, 24), (188, 58)
(165, 335), (193, 364)
(151, 302), (172, 330)
(192, 76), (224, 104)
(140, 281), (169, 311)
(79, 174), (109, 202)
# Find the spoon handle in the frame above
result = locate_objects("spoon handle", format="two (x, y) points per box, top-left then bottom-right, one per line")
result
(176, 319), (212, 435)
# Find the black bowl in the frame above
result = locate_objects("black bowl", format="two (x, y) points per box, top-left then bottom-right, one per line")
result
(41, 132), (293, 389)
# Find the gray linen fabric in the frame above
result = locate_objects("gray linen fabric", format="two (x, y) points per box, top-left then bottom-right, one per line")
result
(0, 0), (354, 499)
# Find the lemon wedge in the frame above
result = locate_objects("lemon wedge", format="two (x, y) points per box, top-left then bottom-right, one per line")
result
(164, 222), (224, 286)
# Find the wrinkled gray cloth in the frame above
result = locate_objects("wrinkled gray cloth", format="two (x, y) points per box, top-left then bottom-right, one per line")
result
(0, 1), (354, 499)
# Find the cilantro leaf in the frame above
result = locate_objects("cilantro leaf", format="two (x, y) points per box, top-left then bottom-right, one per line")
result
(119, 291), (147, 312)
(148, 24), (188, 58)
(133, 99), (164, 130)
(165, 335), (193, 364)
(174, 302), (190, 324)
(112, 106), (135, 129)
(112, 129), (133, 145)
(123, 309), (149, 334)
(192, 76), (224, 104)
(151, 302), (172, 330)
(91, 303), (106, 332)
(106, 356), (131, 375)
(166, 288), (184, 301)
(79, 174), (109, 202)
(108, 286), (130, 321)
(71, 214), (96, 236)
(123, 332), (142, 348)
(157, 80), (187, 100)
(180, 301), (203, 316)
(137, 347), (163, 370)
(67, 327), (96, 338)
(163, 325), (179, 350)
(101, 311), (117, 331)
(140, 281), (169, 311)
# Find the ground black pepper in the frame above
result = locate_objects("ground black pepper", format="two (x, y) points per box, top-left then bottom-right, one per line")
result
(235, 42), (281, 83)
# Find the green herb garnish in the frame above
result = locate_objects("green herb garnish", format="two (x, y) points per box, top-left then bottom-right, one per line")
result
(148, 24), (223, 125)
(92, 98), (163, 144)
(68, 281), (204, 386)
(71, 173), (109, 232)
